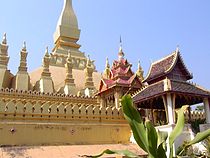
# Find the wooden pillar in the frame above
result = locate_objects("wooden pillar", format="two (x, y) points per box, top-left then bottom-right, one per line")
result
(114, 88), (122, 109)
(166, 93), (175, 124)
(204, 98), (210, 123)
(150, 100), (154, 124)
(162, 95), (169, 124)
(145, 108), (149, 120)
(172, 94), (176, 122)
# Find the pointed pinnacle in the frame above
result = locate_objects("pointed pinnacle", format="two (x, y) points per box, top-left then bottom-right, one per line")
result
(87, 54), (91, 60)
(119, 36), (123, 53)
(45, 46), (49, 56)
(22, 41), (27, 51)
(138, 60), (141, 68)
(2, 33), (7, 44)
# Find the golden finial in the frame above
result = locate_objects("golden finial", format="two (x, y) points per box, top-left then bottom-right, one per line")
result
(118, 36), (124, 60)
(138, 60), (141, 68)
(119, 36), (123, 53)
(105, 57), (110, 68)
(2, 33), (7, 44)
(22, 41), (27, 51)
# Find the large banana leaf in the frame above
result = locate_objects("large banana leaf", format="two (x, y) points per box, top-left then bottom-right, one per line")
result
(157, 130), (168, 147)
(169, 105), (189, 158)
(81, 149), (140, 158)
(145, 120), (158, 157)
(122, 95), (149, 153)
(157, 142), (167, 158)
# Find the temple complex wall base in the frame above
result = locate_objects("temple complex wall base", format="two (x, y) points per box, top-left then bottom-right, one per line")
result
(0, 94), (130, 146)
(0, 122), (130, 146)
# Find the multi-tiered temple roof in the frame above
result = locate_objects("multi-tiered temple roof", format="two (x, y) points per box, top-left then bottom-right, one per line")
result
(99, 46), (142, 94)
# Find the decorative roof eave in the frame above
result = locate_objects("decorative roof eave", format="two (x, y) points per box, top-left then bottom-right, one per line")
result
(143, 52), (177, 83)
(165, 51), (193, 79)
(132, 80), (165, 102)
(98, 78), (111, 92)
(133, 92), (165, 104)
(133, 79), (210, 104)
(143, 51), (193, 83)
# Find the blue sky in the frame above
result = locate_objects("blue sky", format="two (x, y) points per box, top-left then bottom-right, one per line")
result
(0, 0), (210, 90)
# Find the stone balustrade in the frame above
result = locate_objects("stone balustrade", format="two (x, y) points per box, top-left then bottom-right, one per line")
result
(0, 97), (124, 123)
(184, 110), (206, 121)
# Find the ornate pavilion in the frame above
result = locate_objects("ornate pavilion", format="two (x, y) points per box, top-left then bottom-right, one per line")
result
(132, 49), (210, 125)
(97, 43), (143, 109)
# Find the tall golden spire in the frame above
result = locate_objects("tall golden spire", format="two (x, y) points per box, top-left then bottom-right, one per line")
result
(51, 0), (88, 69)
(57, 0), (78, 29)
(53, 0), (80, 54)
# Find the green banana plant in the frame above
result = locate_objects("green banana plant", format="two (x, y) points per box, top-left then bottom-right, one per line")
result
(86, 95), (210, 158)
(121, 95), (188, 158)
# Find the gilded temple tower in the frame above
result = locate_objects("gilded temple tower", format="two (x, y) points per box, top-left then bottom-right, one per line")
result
(51, 0), (95, 70)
